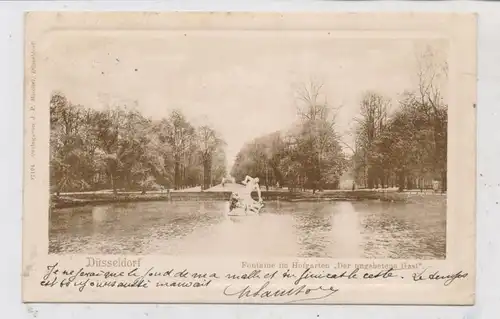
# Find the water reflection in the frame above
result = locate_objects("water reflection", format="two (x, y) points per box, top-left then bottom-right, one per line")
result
(329, 202), (363, 258)
(50, 199), (446, 259)
(353, 200), (446, 259)
(289, 202), (333, 258)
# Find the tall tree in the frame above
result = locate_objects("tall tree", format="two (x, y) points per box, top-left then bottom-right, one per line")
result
(197, 125), (225, 190)
(159, 110), (196, 190)
(294, 81), (346, 192)
(353, 91), (390, 188)
(50, 92), (93, 193)
(412, 47), (448, 191)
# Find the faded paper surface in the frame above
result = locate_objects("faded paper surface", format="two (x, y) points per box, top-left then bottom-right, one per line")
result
(22, 12), (476, 304)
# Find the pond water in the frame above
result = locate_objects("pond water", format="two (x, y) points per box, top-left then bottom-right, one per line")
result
(49, 199), (446, 259)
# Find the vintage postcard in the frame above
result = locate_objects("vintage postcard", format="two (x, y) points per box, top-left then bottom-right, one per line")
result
(23, 12), (476, 304)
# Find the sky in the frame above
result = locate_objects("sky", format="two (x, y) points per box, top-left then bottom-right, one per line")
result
(39, 30), (448, 170)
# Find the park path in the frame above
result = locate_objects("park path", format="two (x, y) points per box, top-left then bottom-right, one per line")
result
(171, 183), (244, 192)
(204, 183), (245, 192)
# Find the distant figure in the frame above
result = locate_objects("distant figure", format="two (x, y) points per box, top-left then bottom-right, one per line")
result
(352, 181), (356, 191)
(241, 175), (263, 213)
(221, 177), (225, 188)
(276, 181), (280, 189)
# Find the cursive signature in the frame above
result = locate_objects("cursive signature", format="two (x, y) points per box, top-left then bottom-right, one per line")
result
(412, 268), (468, 286)
(223, 281), (339, 303)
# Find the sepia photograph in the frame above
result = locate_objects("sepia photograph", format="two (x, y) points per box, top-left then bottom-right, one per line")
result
(47, 24), (448, 260)
(22, 11), (476, 305)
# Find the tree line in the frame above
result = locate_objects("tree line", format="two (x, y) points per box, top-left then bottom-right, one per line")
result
(352, 50), (448, 192)
(232, 49), (448, 193)
(50, 92), (227, 194)
(231, 81), (349, 193)
(50, 49), (447, 195)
